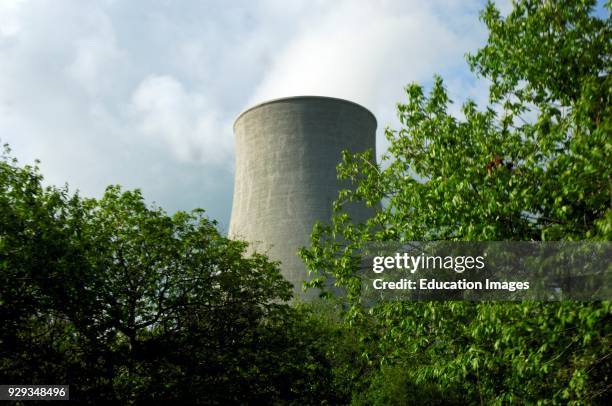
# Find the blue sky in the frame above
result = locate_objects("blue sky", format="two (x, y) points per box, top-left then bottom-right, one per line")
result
(1, 0), (517, 232)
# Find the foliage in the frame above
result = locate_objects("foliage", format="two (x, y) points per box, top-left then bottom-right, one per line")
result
(0, 145), (340, 404)
(354, 301), (611, 404)
(299, 0), (611, 403)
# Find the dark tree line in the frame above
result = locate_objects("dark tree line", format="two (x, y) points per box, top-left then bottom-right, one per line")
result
(0, 149), (349, 404)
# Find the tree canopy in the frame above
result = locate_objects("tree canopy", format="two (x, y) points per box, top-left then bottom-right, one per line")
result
(0, 145), (344, 404)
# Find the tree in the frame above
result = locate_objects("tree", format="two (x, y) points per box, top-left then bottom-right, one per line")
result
(0, 145), (90, 392)
(0, 145), (341, 404)
(300, 0), (611, 403)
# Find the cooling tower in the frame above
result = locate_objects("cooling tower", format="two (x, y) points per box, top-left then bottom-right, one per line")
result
(229, 96), (377, 299)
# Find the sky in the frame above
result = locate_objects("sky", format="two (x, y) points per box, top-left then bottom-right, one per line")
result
(0, 0), (512, 232)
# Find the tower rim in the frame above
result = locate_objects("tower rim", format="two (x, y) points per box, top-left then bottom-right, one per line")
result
(233, 95), (377, 132)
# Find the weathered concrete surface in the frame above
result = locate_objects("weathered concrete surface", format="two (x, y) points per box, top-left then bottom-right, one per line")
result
(229, 96), (377, 299)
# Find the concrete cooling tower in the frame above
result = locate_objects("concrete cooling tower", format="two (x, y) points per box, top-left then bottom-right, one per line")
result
(229, 96), (377, 299)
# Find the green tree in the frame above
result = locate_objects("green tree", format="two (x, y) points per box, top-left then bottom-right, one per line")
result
(0, 145), (341, 404)
(0, 145), (91, 392)
(300, 0), (611, 403)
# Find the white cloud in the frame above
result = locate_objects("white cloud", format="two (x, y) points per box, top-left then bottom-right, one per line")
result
(65, 10), (126, 97)
(0, 0), (494, 226)
(251, 0), (476, 106)
(0, 0), (25, 37)
(131, 75), (231, 164)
